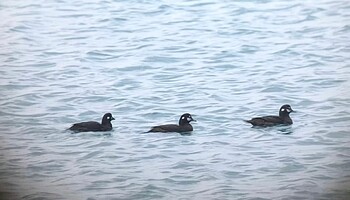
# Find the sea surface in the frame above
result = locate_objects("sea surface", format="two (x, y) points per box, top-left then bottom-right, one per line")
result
(1, 0), (350, 199)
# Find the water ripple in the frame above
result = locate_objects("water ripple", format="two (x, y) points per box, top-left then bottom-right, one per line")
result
(0, 0), (350, 199)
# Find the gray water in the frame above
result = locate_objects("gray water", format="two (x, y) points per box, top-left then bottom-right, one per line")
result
(1, 0), (350, 199)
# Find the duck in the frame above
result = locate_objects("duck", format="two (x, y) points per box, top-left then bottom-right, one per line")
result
(69, 113), (115, 132)
(244, 104), (294, 127)
(147, 113), (196, 133)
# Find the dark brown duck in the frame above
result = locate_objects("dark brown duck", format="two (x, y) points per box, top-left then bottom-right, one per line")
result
(245, 105), (294, 127)
(69, 113), (115, 132)
(147, 113), (196, 133)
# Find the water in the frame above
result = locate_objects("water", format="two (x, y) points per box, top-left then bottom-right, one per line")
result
(1, 0), (350, 199)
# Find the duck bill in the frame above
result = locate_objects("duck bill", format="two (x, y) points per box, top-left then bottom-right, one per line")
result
(287, 108), (295, 113)
(111, 117), (115, 120)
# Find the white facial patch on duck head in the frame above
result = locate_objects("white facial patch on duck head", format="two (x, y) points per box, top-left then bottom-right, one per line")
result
(281, 107), (292, 113)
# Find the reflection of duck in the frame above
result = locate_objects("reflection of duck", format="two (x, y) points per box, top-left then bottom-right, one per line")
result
(245, 105), (294, 127)
(147, 113), (196, 133)
(69, 113), (115, 132)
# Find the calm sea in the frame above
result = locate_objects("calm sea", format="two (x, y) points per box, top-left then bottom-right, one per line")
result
(1, 0), (350, 199)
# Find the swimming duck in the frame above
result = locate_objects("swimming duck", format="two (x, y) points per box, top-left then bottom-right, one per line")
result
(69, 113), (115, 132)
(147, 113), (196, 133)
(245, 105), (294, 127)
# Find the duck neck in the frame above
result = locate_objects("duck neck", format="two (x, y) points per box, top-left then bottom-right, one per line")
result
(279, 112), (292, 123)
(279, 111), (289, 118)
(179, 120), (189, 126)
(102, 118), (111, 126)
